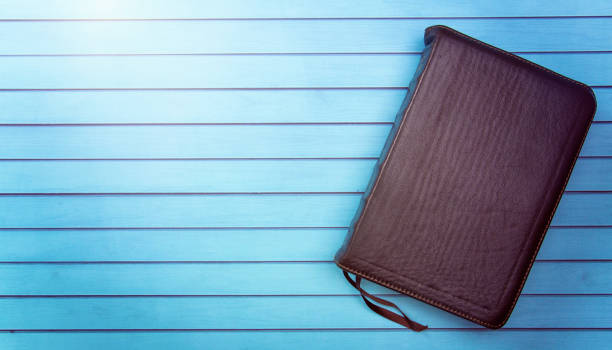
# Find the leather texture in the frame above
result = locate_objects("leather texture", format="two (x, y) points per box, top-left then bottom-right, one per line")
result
(335, 25), (597, 329)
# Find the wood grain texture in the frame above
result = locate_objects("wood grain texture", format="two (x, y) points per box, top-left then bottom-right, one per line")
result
(0, 19), (610, 54)
(0, 124), (610, 158)
(0, 193), (609, 228)
(0, 88), (609, 124)
(0, 125), (391, 158)
(0, 295), (609, 329)
(0, 53), (609, 89)
(0, 194), (360, 228)
(0, 0), (610, 19)
(2, 331), (611, 350)
(0, 158), (609, 193)
(0, 262), (609, 295)
(0, 227), (609, 262)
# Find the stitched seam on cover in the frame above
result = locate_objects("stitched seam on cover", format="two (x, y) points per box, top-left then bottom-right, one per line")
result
(497, 121), (593, 326)
(358, 256), (490, 311)
(492, 118), (575, 312)
(498, 112), (595, 326)
(426, 25), (592, 89)
(426, 25), (597, 328)
(337, 261), (495, 329)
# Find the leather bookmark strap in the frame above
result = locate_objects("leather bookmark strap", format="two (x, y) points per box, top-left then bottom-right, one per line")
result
(343, 271), (428, 332)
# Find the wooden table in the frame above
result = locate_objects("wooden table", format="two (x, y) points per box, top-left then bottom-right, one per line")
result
(0, 1), (610, 348)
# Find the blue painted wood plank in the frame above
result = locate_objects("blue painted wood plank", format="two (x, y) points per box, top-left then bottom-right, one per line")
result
(567, 158), (612, 190)
(539, 228), (612, 260)
(0, 125), (392, 158)
(0, 227), (609, 262)
(0, 88), (609, 124)
(0, 19), (610, 54)
(0, 262), (608, 295)
(0, 193), (608, 228)
(0, 295), (609, 329)
(0, 0), (610, 19)
(0, 160), (376, 193)
(0, 53), (607, 89)
(0, 158), (607, 193)
(522, 262), (612, 294)
(0, 228), (345, 262)
(553, 193), (612, 226)
(582, 124), (612, 156)
(0, 90), (407, 124)
(595, 88), (612, 120)
(0, 124), (609, 158)
(0, 227), (608, 262)
(2, 330), (611, 350)
(0, 194), (361, 228)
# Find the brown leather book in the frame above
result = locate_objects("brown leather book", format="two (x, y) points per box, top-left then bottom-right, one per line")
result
(335, 25), (596, 330)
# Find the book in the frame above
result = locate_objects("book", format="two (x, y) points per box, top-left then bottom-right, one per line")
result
(335, 25), (596, 330)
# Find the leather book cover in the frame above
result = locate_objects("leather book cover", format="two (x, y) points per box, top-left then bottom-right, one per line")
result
(335, 25), (596, 329)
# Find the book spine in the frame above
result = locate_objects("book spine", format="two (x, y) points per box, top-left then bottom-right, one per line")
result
(334, 31), (438, 264)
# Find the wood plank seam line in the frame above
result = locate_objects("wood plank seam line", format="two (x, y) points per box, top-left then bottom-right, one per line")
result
(0, 259), (608, 263)
(2, 328), (612, 332)
(0, 158), (381, 161)
(1, 16), (612, 21)
(1, 51), (611, 56)
(0, 191), (607, 195)
(0, 225), (609, 230)
(0, 121), (610, 126)
(0, 122), (396, 126)
(0, 87), (609, 91)
(0, 293), (609, 298)
(0, 156), (604, 160)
